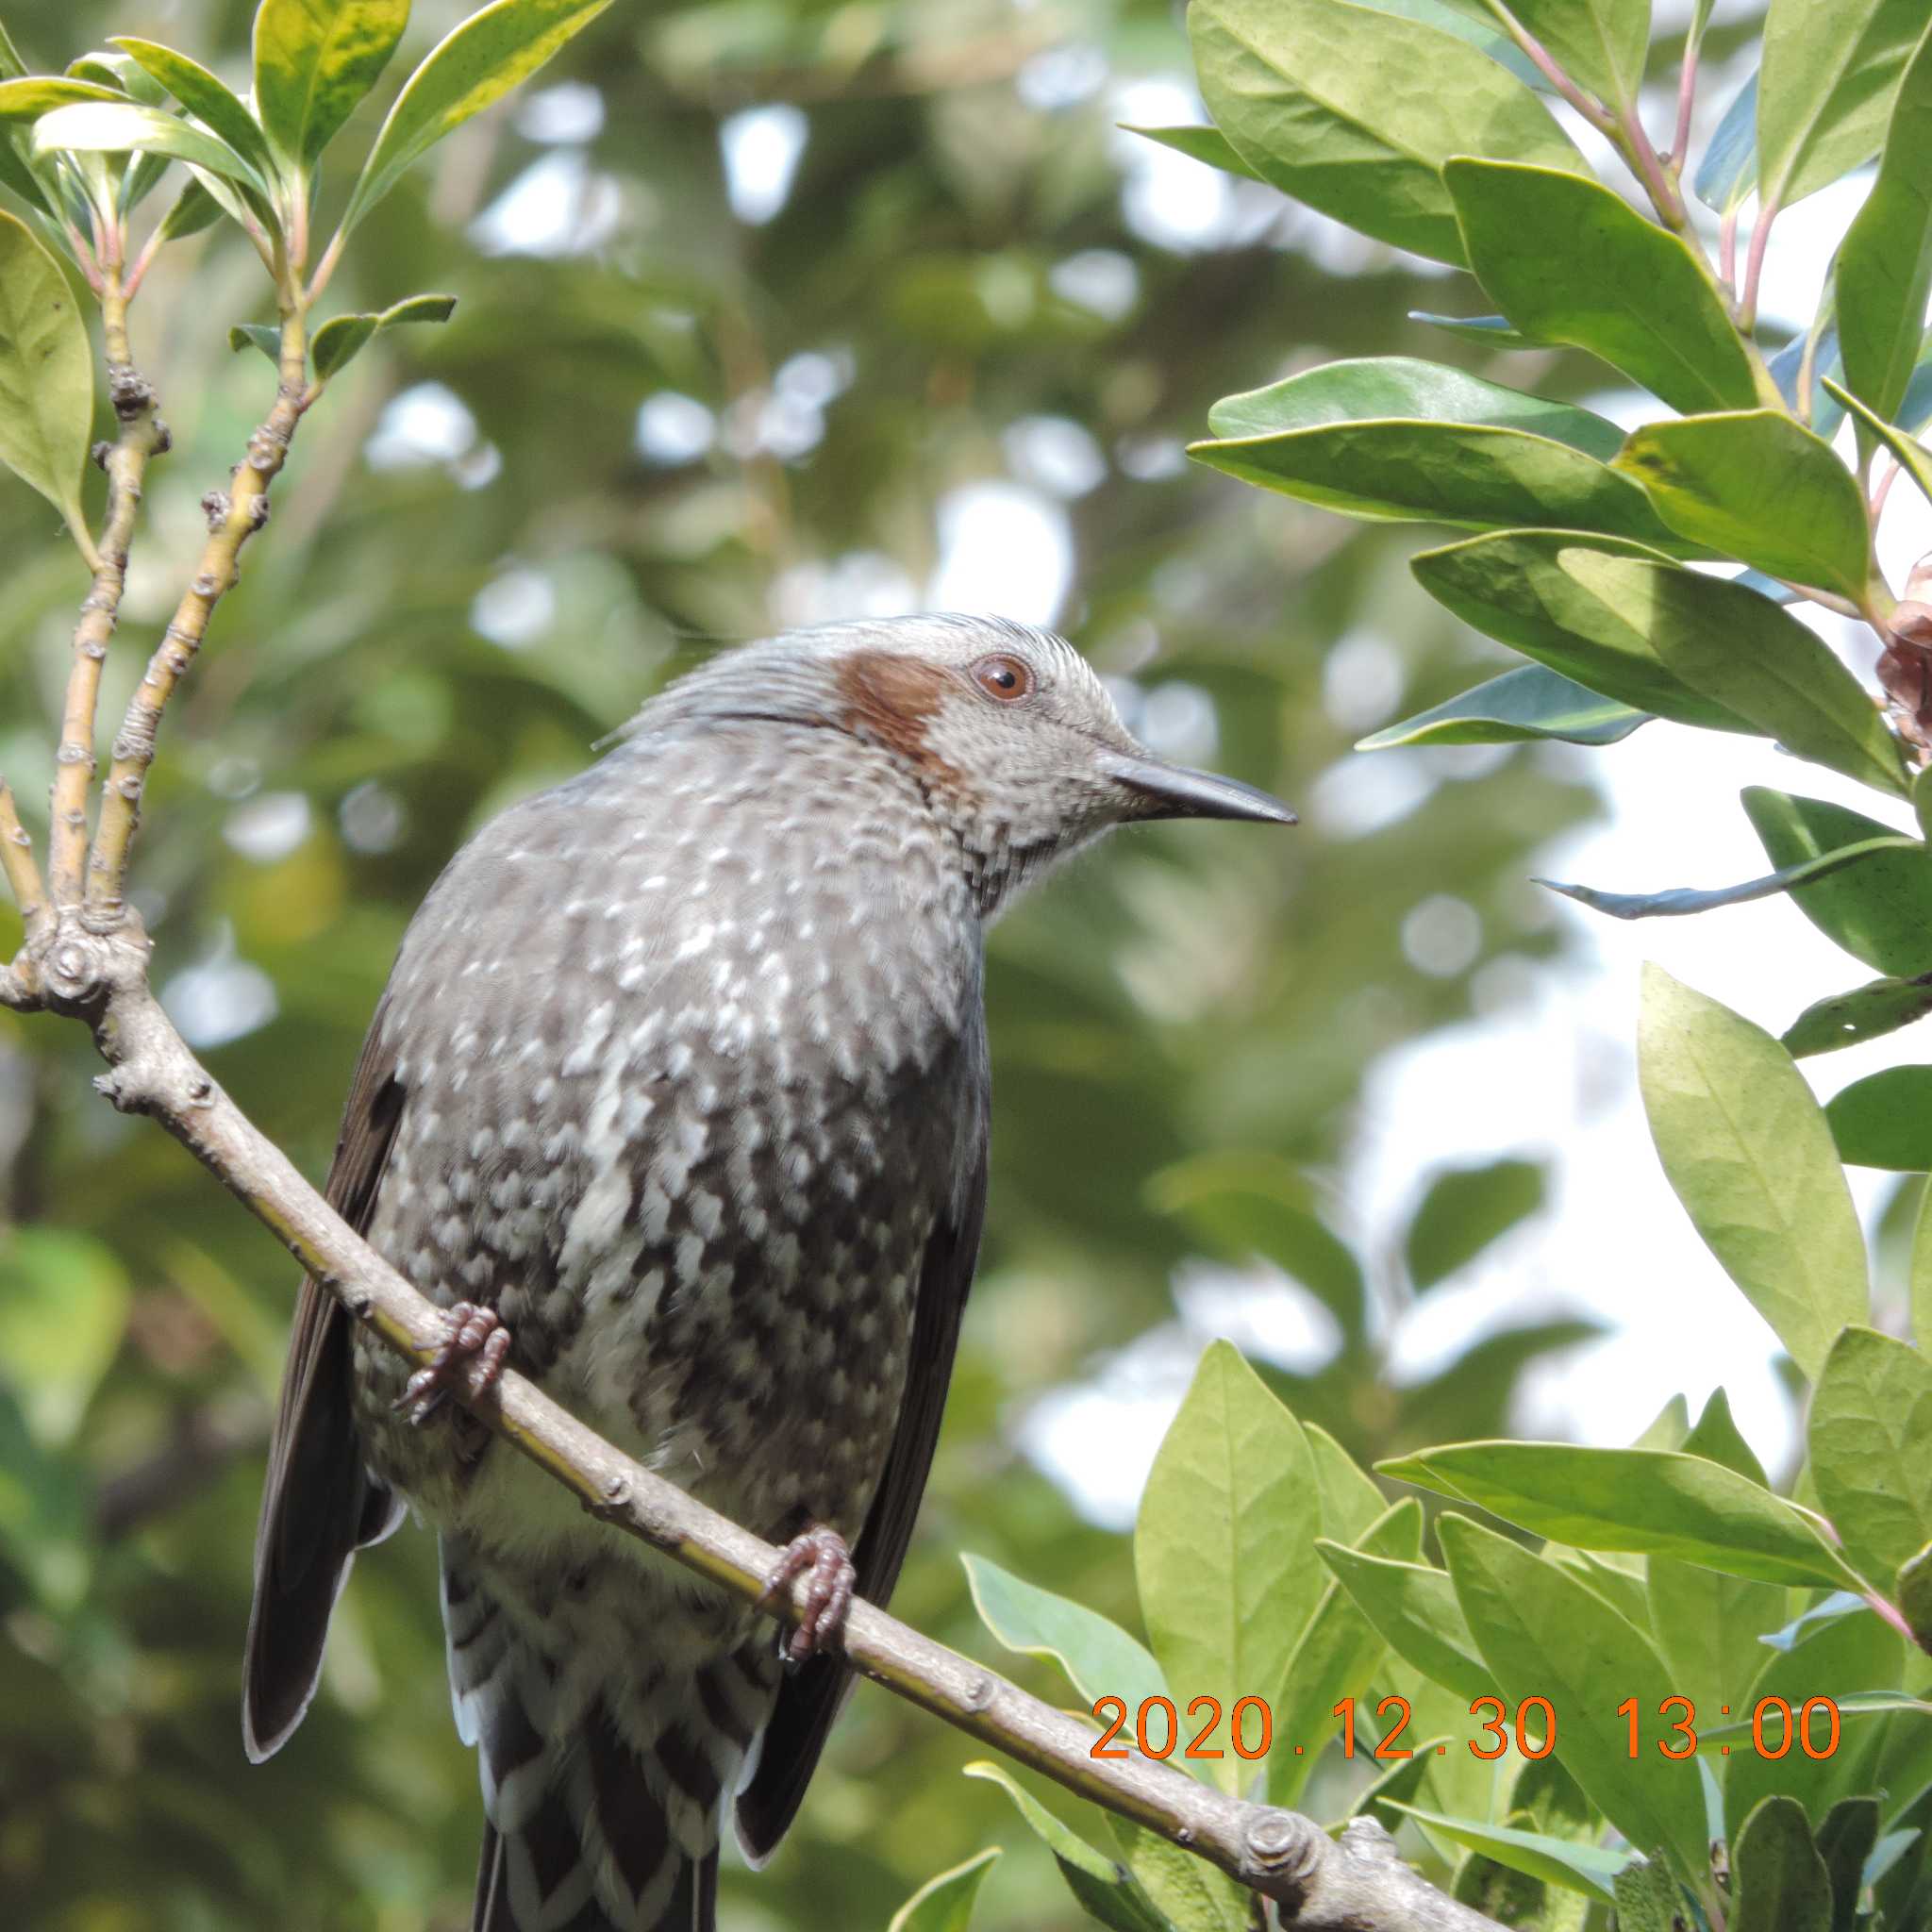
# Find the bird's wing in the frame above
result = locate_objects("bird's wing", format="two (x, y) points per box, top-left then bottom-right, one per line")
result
(734, 1123), (990, 1859)
(242, 1008), (408, 1761)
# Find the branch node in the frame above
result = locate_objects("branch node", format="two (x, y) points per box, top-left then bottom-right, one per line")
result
(964, 1674), (995, 1713)
(1240, 1804), (1322, 1882)
(108, 362), (156, 421)
(199, 491), (229, 531)
(91, 440), (113, 471)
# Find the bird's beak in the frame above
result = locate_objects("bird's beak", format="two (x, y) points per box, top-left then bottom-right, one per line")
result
(1098, 751), (1297, 825)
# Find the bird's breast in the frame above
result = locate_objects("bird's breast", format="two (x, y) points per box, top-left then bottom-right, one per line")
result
(355, 723), (986, 1542)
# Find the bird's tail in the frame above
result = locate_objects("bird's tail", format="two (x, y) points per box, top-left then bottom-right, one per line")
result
(442, 1541), (771, 1932)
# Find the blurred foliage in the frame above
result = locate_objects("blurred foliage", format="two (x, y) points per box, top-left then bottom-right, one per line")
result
(0, 0), (1640, 1925)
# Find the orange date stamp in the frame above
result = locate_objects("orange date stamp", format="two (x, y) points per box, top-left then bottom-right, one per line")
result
(1088, 1693), (1843, 1763)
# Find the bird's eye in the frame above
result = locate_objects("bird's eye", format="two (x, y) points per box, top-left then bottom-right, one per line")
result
(970, 654), (1035, 702)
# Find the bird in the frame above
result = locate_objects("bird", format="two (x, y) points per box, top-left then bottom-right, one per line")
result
(242, 612), (1292, 1932)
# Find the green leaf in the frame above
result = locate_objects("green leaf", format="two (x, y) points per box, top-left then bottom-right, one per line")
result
(1354, 0), (1550, 88)
(1187, 0), (1580, 267)
(1784, 974), (1932, 1058)
(1438, 1515), (1710, 1887)
(1380, 1440), (1861, 1588)
(1539, 836), (1921, 924)
(1813, 1327), (1932, 1578)
(1745, 789), (1932, 974)
(888, 1849), (1001, 1932)
(0, 1228), (131, 1446)
(1695, 69), (1758, 213)
(1500, 0), (1650, 111)
(1123, 124), (1261, 179)
(1346, 1748), (1438, 1834)
(1613, 411), (1874, 605)
(310, 292), (458, 380)
(1305, 1420), (1387, 1545)
(1316, 1542), (1494, 1701)
(1191, 358), (1703, 548)
(1409, 531), (1760, 735)
(1838, 25), (1932, 425)
(0, 76), (129, 121)
(1816, 1795), (1880, 1932)
(1105, 1817), (1250, 1932)
(1404, 1158), (1543, 1291)
(0, 210), (92, 537)
(1145, 1152), (1364, 1334)
(1135, 1341), (1318, 1796)
(1613, 1855), (1692, 1932)
(154, 172), (225, 242)
(1356, 664), (1650, 750)
(107, 39), (276, 181)
(961, 1763), (1170, 1932)
(1204, 357), (1624, 453)
(1684, 1387), (1771, 1488)
(253, 0), (409, 174)
(1824, 378), (1932, 515)
(1192, 417), (1693, 548)
(1897, 1542), (1932, 1650)
(1381, 1802), (1629, 1902)
(1566, 559), (1908, 797)
(1732, 1798), (1834, 1932)
(1724, 1608), (1903, 1853)
(341, 0), (617, 233)
(1826, 1067), (1932, 1170)
(31, 100), (263, 189)
(228, 322), (283, 363)
(1913, 1181), (1932, 1349)
(1757, 0), (1925, 213)
(961, 1555), (1168, 1715)
(1271, 1499), (1420, 1807)
(1639, 965), (1869, 1378)
(1444, 158), (1761, 415)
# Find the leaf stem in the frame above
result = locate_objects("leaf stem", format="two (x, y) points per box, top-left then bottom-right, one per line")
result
(84, 299), (308, 919)
(307, 225), (345, 303)
(1739, 197), (1779, 331)
(47, 275), (169, 908)
(1620, 103), (1689, 233)
(1719, 203), (1739, 294)
(1489, 8), (1621, 139)
(1670, 30), (1700, 179)
(1874, 455), (1903, 524)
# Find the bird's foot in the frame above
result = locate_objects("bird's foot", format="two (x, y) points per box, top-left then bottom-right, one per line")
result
(395, 1302), (511, 1426)
(759, 1524), (857, 1668)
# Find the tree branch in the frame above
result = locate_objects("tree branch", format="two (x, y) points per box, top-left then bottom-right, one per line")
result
(84, 305), (309, 920)
(48, 277), (171, 909)
(6, 913), (1501, 1932)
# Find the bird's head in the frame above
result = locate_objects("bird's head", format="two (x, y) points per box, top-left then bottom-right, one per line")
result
(638, 613), (1294, 917)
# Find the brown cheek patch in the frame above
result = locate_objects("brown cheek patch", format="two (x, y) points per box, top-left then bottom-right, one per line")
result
(837, 652), (962, 779)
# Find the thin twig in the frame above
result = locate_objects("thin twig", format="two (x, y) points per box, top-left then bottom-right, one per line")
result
(11, 916), (1499, 1932)
(85, 306), (308, 919)
(0, 780), (49, 935)
(48, 275), (169, 908)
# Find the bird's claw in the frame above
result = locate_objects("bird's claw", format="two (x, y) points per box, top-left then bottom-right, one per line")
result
(395, 1302), (511, 1426)
(759, 1524), (856, 1668)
